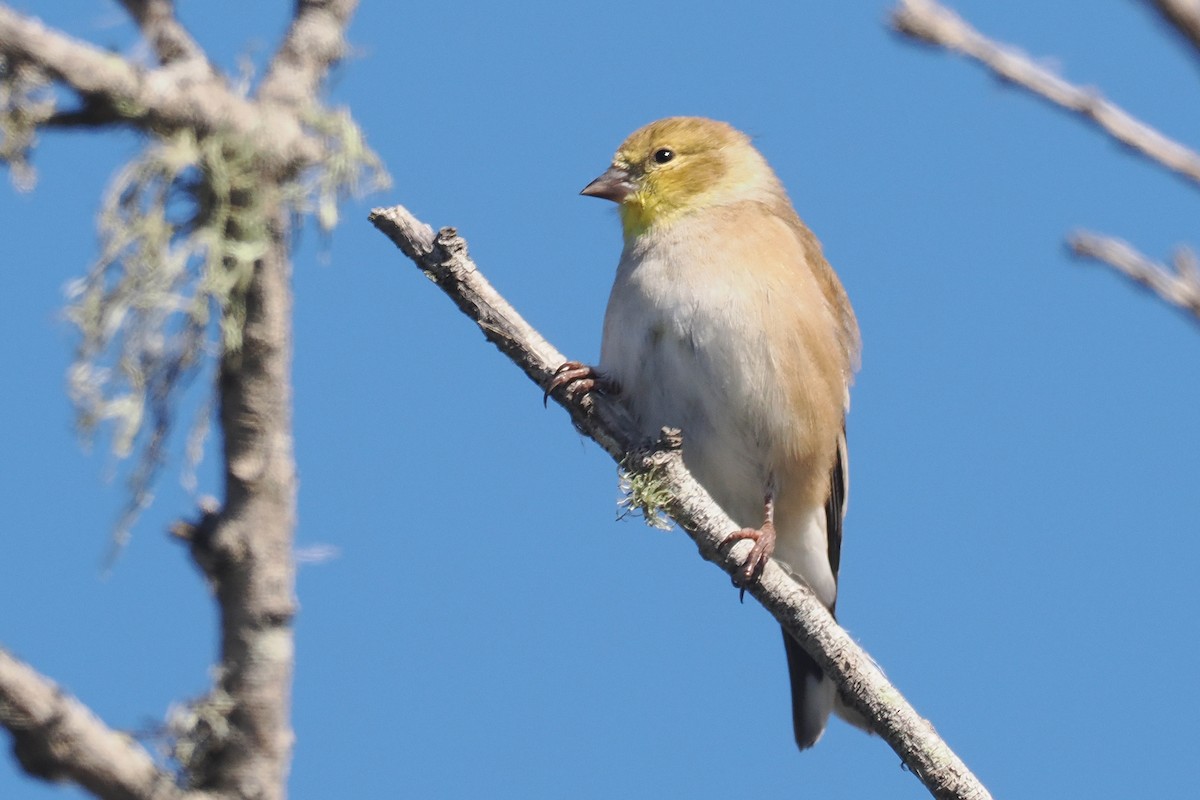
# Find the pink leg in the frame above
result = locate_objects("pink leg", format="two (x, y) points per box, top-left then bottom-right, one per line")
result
(719, 494), (778, 588)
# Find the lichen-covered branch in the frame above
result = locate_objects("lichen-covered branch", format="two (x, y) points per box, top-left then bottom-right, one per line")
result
(125, 213), (300, 800)
(1069, 231), (1200, 324)
(891, 0), (1200, 189)
(117, 0), (206, 67)
(0, 648), (210, 800)
(0, 6), (320, 168)
(259, 0), (359, 107)
(369, 204), (993, 800)
(1147, 0), (1200, 60)
(177, 205), (299, 800)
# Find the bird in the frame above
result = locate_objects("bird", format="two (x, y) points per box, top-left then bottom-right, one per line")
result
(554, 116), (862, 749)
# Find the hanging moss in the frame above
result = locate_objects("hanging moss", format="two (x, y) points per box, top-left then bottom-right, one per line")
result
(0, 55), (54, 191)
(57, 107), (389, 551)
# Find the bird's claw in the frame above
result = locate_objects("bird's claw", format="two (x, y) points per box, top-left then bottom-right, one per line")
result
(718, 521), (777, 601)
(543, 360), (618, 408)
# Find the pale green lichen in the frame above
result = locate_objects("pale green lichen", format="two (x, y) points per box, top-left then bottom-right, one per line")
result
(62, 106), (388, 552)
(66, 129), (272, 551)
(164, 686), (235, 785)
(292, 105), (390, 232)
(617, 463), (674, 531)
(0, 55), (55, 191)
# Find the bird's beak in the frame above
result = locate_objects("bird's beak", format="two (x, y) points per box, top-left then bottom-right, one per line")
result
(581, 165), (634, 203)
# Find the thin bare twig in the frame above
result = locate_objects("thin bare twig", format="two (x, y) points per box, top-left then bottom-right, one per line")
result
(1069, 231), (1200, 324)
(117, 0), (206, 67)
(0, 648), (211, 800)
(369, 204), (993, 800)
(1146, 0), (1200, 61)
(259, 0), (359, 107)
(891, 0), (1200, 189)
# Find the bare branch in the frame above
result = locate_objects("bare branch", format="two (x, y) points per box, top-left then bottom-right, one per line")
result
(117, 0), (206, 67)
(0, 648), (209, 800)
(185, 207), (298, 800)
(891, 0), (1200, 189)
(134, 214), (298, 800)
(0, 5), (321, 168)
(1068, 231), (1200, 324)
(259, 0), (359, 107)
(1146, 0), (1200, 60)
(369, 204), (993, 800)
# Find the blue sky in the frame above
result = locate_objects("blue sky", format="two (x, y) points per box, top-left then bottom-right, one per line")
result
(4, 1), (1200, 798)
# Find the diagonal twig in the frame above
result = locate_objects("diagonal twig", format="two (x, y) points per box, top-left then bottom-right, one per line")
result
(891, 0), (1200, 189)
(1145, 0), (1200, 61)
(117, 0), (206, 67)
(369, 204), (993, 800)
(1069, 231), (1200, 324)
(258, 0), (359, 107)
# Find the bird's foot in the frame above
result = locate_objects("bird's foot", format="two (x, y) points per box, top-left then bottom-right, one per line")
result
(544, 360), (619, 407)
(719, 519), (777, 599)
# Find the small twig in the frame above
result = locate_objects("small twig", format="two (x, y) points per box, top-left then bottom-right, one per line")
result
(117, 0), (206, 67)
(258, 0), (359, 107)
(1068, 231), (1200, 324)
(169, 496), (223, 585)
(891, 0), (1200, 189)
(0, 648), (211, 800)
(1146, 0), (1200, 62)
(369, 204), (993, 800)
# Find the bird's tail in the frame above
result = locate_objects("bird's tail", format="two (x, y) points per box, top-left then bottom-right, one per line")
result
(782, 629), (837, 749)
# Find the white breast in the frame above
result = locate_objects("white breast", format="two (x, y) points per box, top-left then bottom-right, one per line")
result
(597, 215), (840, 606)
(600, 225), (789, 528)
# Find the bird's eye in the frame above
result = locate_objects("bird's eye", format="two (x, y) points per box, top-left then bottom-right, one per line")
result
(653, 148), (675, 164)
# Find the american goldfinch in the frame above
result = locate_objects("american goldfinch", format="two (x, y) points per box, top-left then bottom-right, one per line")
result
(558, 117), (861, 749)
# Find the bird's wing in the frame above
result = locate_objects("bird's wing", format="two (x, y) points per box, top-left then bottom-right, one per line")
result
(825, 426), (849, 594)
(781, 426), (850, 748)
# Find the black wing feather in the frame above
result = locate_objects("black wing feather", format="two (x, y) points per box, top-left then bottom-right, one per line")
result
(782, 427), (849, 749)
(825, 427), (848, 587)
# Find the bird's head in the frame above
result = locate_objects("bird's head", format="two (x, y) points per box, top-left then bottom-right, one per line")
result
(582, 117), (778, 240)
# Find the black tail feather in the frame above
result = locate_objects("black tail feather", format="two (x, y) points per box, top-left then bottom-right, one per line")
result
(782, 629), (834, 749)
